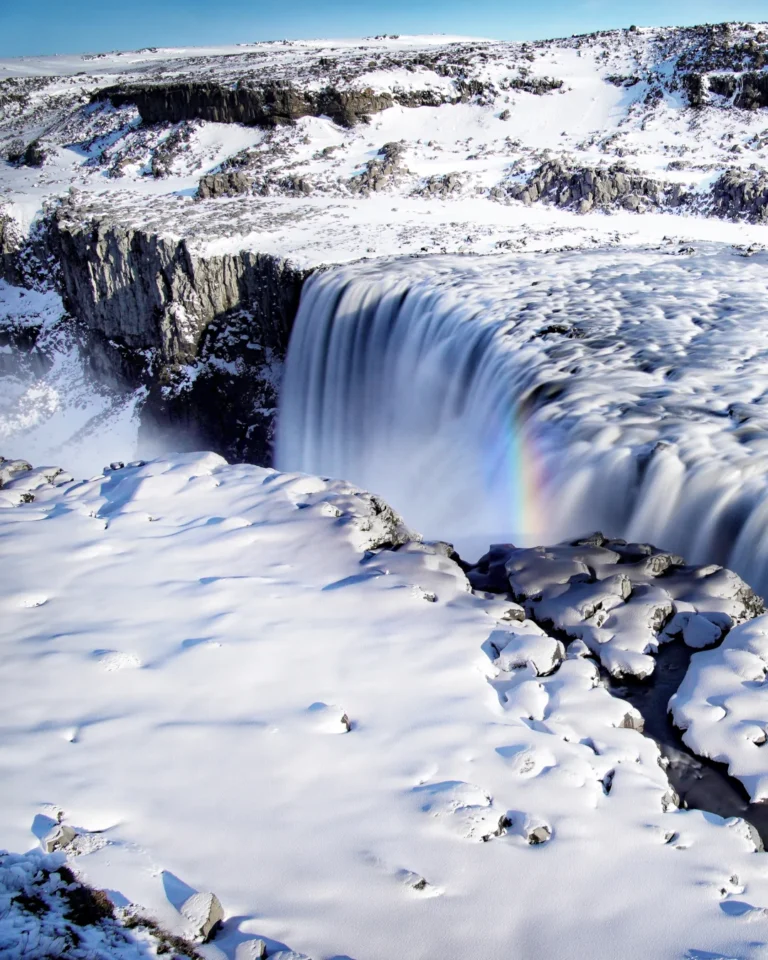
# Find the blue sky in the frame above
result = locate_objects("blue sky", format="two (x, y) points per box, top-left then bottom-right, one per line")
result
(2, 0), (767, 58)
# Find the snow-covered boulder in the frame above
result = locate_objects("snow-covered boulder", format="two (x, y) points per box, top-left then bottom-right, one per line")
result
(671, 616), (768, 801)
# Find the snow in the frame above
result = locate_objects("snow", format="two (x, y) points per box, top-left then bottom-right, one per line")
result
(671, 618), (768, 801)
(0, 281), (143, 475)
(4, 22), (768, 959)
(5, 26), (768, 265)
(1, 452), (768, 959)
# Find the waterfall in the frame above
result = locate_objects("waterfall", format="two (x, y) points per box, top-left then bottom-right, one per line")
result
(276, 250), (768, 595)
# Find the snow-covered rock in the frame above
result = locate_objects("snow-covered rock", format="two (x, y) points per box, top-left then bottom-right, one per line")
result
(42, 824), (77, 853)
(670, 617), (768, 801)
(180, 891), (224, 942)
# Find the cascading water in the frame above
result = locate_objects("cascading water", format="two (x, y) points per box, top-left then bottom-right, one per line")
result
(277, 248), (768, 595)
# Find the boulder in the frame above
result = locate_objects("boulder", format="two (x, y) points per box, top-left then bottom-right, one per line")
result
(181, 891), (224, 942)
(42, 823), (77, 853)
(524, 822), (552, 845)
(0, 458), (32, 488)
(236, 939), (267, 960)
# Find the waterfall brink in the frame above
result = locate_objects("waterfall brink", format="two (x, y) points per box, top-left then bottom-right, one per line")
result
(276, 251), (768, 595)
(276, 265), (548, 557)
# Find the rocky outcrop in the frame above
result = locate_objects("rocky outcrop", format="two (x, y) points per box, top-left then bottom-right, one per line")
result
(681, 73), (706, 108)
(734, 71), (768, 109)
(506, 76), (563, 95)
(414, 172), (463, 198)
(465, 532), (763, 680)
(348, 141), (407, 194)
(197, 171), (254, 199)
(502, 160), (690, 213)
(0, 210), (56, 288)
(689, 71), (768, 108)
(708, 74), (739, 99)
(47, 209), (310, 463)
(710, 169), (768, 221)
(95, 81), (395, 128)
(0, 211), (22, 283)
(49, 210), (306, 370)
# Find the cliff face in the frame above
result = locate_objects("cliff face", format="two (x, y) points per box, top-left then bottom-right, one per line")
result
(95, 82), (395, 128)
(3, 209), (310, 465)
(49, 212), (305, 364)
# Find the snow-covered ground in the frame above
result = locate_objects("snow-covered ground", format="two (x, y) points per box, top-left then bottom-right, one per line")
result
(0, 281), (143, 472)
(1, 453), (768, 960)
(4, 24), (768, 263)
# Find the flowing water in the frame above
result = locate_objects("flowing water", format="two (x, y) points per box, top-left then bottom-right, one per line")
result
(276, 249), (768, 590)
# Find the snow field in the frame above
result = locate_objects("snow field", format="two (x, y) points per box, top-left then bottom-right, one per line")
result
(1, 454), (768, 959)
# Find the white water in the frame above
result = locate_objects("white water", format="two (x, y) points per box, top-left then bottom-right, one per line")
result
(276, 249), (768, 594)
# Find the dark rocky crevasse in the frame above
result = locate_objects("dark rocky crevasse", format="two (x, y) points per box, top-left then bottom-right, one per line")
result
(612, 641), (768, 845)
(464, 537), (768, 845)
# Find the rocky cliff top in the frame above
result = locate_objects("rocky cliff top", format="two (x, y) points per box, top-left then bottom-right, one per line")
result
(3, 23), (768, 265)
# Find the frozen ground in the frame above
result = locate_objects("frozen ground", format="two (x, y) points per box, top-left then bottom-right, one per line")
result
(1, 453), (768, 960)
(5, 24), (768, 263)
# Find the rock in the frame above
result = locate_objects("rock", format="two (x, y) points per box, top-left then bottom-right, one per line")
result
(22, 139), (48, 167)
(502, 159), (690, 214)
(480, 538), (764, 679)
(619, 710), (645, 733)
(734, 71), (768, 110)
(709, 74), (738, 99)
(682, 613), (723, 649)
(42, 823), (77, 853)
(710, 169), (768, 222)
(48, 210), (309, 466)
(349, 493), (417, 551)
(415, 173), (463, 198)
(507, 76), (563, 95)
(349, 141), (407, 194)
(96, 81), (394, 129)
(525, 822), (552, 845)
(681, 73), (705, 108)
(198, 171), (254, 199)
(494, 625), (565, 676)
(0, 458), (32, 488)
(236, 939), (267, 960)
(499, 108), (511, 120)
(150, 122), (195, 178)
(180, 891), (224, 942)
